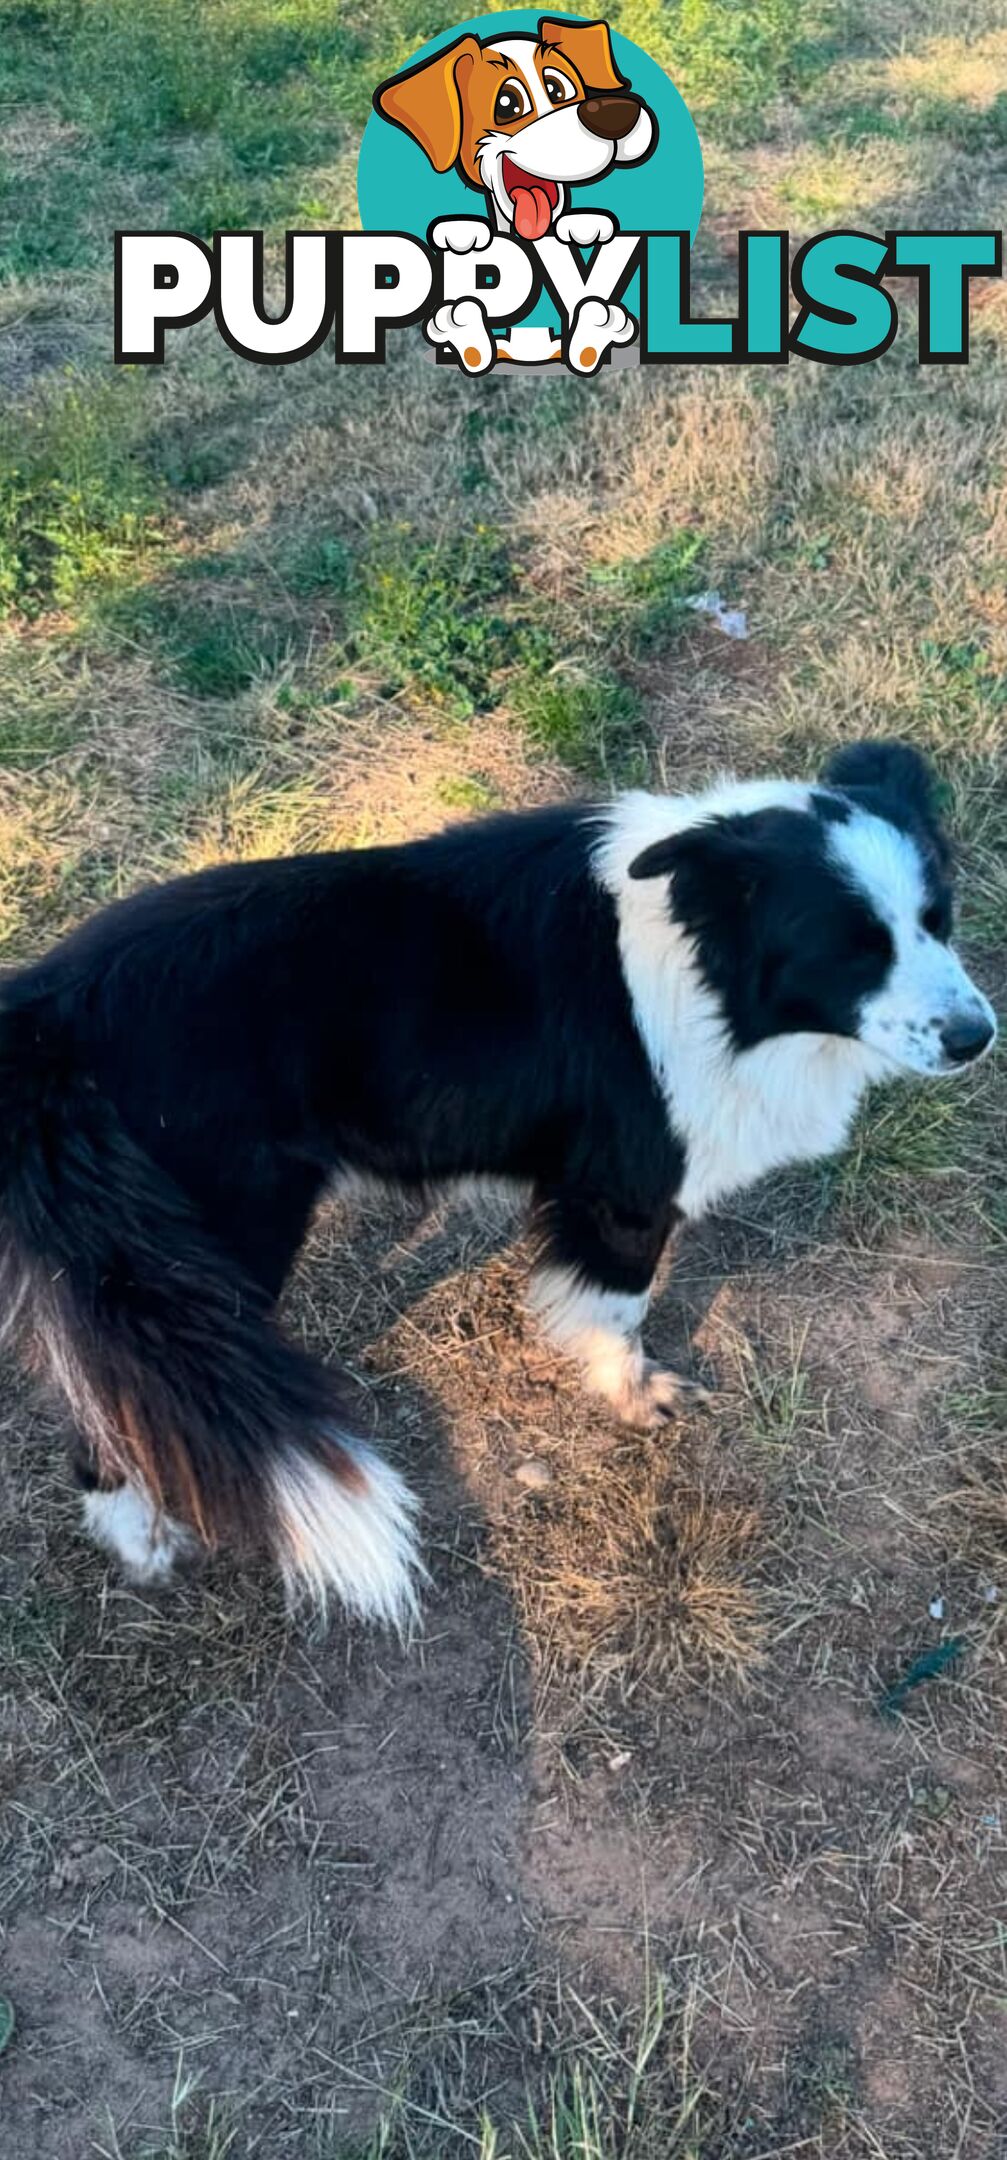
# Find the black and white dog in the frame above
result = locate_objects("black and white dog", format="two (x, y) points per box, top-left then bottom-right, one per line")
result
(0, 741), (995, 1627)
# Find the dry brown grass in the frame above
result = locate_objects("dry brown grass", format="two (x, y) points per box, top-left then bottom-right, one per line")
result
(494, 1451), (767, 1705)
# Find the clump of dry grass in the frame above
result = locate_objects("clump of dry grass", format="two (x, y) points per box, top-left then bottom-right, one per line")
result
(941, 1452), (1007, 1558)
(495, 1448), (766, 1701)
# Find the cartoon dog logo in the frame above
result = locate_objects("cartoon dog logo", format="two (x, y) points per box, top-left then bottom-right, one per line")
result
(373, 15), (657, 368)
(374, 16), (656, 238)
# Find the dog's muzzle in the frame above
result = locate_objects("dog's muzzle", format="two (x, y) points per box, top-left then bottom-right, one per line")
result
(580, 93), (643, 142)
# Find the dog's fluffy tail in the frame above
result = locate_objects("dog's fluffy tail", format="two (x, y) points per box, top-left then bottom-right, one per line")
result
(0, 998), (422, 1627)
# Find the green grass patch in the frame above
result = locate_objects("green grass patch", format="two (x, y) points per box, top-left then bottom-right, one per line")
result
(513, 666), (644, 780)
(345, 523), (517, 719)
(0, 687), (87, 772)
(908, 89), (1007, 150)
(816, 1073), (1005, 1248)
(99, 577), (293, 697)
(0, 373), (166, 620)
(825, 99), (907, 145)
(663, 0), (845, 142)
(589, 532), (705, 652)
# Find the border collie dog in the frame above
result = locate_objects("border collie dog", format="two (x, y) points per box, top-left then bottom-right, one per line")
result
(0, 741), (994, 1627)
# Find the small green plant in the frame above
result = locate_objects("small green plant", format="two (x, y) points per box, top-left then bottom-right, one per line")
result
(513, 666), (643, 779)
(589, 532), (705, 650)
(437, 775), (501, 813)
(0, 374), (164, 619)
(279, 533), (353, 597)
(347, 524), (515, 717)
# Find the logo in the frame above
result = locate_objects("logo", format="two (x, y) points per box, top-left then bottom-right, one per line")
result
(114, 12), (1001, 373)
(361, 11), (695, 373)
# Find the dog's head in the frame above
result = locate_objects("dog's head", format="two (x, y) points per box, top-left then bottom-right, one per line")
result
(627, 742), (996, 1077)
(374, 16), (656, 239)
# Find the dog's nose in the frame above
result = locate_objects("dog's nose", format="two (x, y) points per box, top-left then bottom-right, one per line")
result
(940, 1011), (995, 1064)
(580, 94), (641, 141)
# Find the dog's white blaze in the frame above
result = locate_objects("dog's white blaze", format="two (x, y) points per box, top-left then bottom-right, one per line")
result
(81, 1482), (195, 1582)
(596, 782), (889, 1220)
(530, 1266), (648, 1401)
(828, 812), (996, 1075)
(270, 1438), (423, 1632)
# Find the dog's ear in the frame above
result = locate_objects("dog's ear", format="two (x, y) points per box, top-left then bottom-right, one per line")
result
(628, 812), (784, 897)
(373, 36), (481, 171)
(538, 16), (626, 92)
(821, 738), (952, 868)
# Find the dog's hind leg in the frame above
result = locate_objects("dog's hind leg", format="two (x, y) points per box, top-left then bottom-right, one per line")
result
(72, 1439), (197, 1584)
(528, 1189), (708, 1428)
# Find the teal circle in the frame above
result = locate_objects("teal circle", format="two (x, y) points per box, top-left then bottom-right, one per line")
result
(358, 11), (703, 325)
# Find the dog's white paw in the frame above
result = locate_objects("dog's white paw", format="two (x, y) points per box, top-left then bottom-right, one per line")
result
(615, 1362), (713, 1431)
(554, 210), (617, 248)
(567, 295), (637, 375)
(424, 297), (494, 373)
(81, 1482), (198, 1584)
(430, 217), (493, 254)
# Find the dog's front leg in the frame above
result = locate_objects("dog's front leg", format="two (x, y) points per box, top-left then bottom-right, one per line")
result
(527, 1190), (706, 1428)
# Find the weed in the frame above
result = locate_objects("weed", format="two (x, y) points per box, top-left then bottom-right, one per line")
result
(589, 532), (706, 652)
(346, 524), (516, 718)
(436, 775), (501, 813)
(0, 374), (164, 619)
(97, 579), (292, 697)
(513, 665), (644, 780)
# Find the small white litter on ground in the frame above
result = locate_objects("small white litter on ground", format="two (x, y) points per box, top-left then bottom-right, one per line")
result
(686, 589), (748, 640)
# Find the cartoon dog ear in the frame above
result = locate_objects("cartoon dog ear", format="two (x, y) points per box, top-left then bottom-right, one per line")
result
(373, 36), (481, 172)
(538, 16), (627, 92)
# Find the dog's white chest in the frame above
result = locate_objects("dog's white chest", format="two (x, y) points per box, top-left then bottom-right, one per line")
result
(669, 1035), (876, 1218)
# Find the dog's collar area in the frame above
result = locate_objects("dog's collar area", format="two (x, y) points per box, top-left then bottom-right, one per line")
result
(501, 152), (560, 239)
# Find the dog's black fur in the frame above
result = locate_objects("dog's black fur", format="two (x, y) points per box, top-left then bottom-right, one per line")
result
(0, 807), (681, 1565)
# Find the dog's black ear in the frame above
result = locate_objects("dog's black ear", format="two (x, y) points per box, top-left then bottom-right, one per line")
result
(627, 829), (689, 881)
(628, 811), (785, 894)
(820, 738), (951, 867)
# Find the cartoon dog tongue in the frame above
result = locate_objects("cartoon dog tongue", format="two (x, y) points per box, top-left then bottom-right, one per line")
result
(511, 182), (553, 241)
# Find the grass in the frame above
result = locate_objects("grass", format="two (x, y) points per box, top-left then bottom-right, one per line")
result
(817, 1065), (1007, 1249)
(1, 1), (1007, 2156)
(493, 1448), (767, 1704)
(0, 371), (167, 618)
(116, 1960), (713, 2160)
(97, 2063), (239, 2160)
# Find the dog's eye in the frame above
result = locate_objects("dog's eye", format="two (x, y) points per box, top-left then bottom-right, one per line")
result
(543, 68), (577, 105)
(494, 78), (532, 124)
